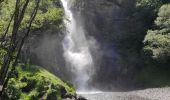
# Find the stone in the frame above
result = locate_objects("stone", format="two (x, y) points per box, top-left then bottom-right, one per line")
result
(0, 85), (2, 92)
(77, 96), (87, 100)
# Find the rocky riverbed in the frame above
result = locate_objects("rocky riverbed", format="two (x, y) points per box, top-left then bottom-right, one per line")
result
(75, 87), (170, 100)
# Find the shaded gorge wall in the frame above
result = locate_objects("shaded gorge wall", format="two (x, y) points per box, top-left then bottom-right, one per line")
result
(70, 0), (144, 90)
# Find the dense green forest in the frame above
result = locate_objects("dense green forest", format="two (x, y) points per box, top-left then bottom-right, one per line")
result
(0, 0), (170, 99)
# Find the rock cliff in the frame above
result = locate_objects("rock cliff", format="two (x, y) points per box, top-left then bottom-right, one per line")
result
(70, 0), (143, 90)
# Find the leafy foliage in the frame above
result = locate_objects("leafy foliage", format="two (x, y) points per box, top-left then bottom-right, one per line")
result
(0, 48), (7, 67)
(3, 64), (76, 100)
(135, 2), (170, 86)
(135, 0), (163, 29)
(0, 0), (64, 35)
(143, 4), (170, 63)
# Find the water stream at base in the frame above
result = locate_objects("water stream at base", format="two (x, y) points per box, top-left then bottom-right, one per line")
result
(61, 0), (94, 91)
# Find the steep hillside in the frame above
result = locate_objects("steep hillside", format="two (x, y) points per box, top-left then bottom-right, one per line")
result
(2, 64), (76, 100)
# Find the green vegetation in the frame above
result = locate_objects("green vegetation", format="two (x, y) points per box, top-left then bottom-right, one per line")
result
(0, 0), (76, 99)
(143, 4), (170, 63)
(136, 0), (163, 27)
(0, 0), (64, 35)
(0, 0), (64, 72)
(133, 1), (170, 86)
(3, 64), (76, 100)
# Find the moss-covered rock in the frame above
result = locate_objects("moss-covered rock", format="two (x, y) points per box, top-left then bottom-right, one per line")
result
(3, 64), (76, 100)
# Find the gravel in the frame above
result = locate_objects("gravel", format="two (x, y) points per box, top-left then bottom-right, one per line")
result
(77, 87), (170, 100)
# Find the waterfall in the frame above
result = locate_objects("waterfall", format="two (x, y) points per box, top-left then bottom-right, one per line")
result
(61, 0), (94, 91)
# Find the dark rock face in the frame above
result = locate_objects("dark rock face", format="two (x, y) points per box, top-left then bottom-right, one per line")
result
(70, 0), (142, 90)
(21, 29), (70, 79)
(71, 0), (136, 41)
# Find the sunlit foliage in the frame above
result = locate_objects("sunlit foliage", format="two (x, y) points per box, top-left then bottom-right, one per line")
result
(144, 4), (170, 63)
(0, 0), (64, 35)
(3, 64), (75, 99)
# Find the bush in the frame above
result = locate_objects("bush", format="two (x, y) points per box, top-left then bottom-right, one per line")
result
(143, 4), (170, 63)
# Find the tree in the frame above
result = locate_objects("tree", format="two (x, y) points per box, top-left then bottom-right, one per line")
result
(143, 4), (170, 64)
(0, 0), (40, 97)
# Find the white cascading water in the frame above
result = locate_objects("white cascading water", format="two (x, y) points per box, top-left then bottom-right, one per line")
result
(61, 0), (94, 91)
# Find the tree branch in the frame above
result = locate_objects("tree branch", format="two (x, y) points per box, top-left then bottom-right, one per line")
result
(0, 0), (41, 97)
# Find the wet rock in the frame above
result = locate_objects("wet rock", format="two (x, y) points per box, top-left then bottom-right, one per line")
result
(60, 86), (67, 98)
(77, 96), (87, 100)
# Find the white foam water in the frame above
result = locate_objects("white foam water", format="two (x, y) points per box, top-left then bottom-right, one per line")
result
(61, 0), (94, 91)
